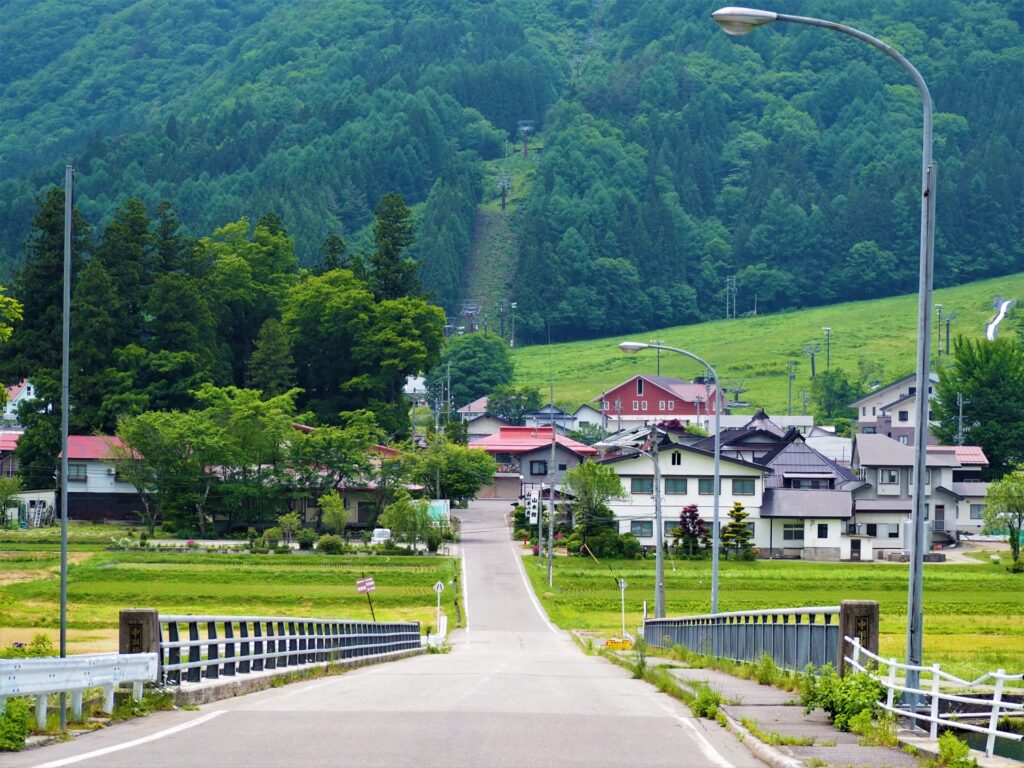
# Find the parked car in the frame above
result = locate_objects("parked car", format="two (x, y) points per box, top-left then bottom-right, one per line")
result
(371, 528), (392, 545)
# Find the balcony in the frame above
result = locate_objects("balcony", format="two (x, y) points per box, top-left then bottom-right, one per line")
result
(496, 462), (521, 476)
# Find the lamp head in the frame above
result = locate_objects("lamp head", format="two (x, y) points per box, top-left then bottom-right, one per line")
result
(618, 341), (649, 356)
(711, 7), (778, 35)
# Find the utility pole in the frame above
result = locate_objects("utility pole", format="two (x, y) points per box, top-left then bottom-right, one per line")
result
(537, 484), (544, 558)
(517, 120), (535, 157)
(822, 327), (831, 369)
(944, 313), (955, 355)
(510, 302), (517, 348)
(956, 393), (967, 446)
(59, 164), (73, 730)
(800, 391), (809, 416)
(548, 393), (557, 586)
(935, 304), (943, 358)
(787, 360), (797, 416)
(649, 339), (665, 375)
(803, 344), (820, 380)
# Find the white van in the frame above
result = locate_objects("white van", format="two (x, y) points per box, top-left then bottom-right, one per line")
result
(370, 528), (392, 545)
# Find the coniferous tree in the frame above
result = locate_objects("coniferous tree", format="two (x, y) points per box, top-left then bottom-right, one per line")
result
(368, 193), (419, 301)
(721, 501), (755, 560)
(245, 318), (296, 398)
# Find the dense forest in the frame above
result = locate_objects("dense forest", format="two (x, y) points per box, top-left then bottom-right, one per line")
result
(0, 0), (1021, 343)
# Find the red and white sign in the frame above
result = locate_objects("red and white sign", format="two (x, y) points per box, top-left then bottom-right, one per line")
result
(356, 577), (375, 594)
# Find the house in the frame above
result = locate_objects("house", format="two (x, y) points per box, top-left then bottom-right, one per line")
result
(58, 435), (146, 522)
(600, 438), (766, 550)
(3, 380), (35, 429)
(0, 431), (19, 477)
(850, 434), (990, 556)
(687, 410), (788, 463)
(523, 403), (576, 432)
(716, 414), (815, 433)
(573, 404), (604, 429)
(849, 373), (939, 444)
(804, 426), (853, 465)
(457, 396), (488, 422)
(465, 413), (510, 443)
(594, 375), (720, 432)
(471, 426), (597, 499)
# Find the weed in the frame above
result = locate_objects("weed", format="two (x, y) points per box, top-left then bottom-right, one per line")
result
(0, 698), (30, 752)
(740, 716), (815, 747)
(926, 731), (977, 768)
(111, 690), (174, 721)
(805, 759), (828, 767)
(182, 705), (200, 711)
(754, 653), (781, 686)
(849, 710), (899, 748)
(692, 685), (723, 718)
(632, 639), (648, 679)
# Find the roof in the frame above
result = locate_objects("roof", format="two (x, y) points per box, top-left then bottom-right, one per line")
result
(598, 441), (765, 471)
(761, 489), (853, 518)
(848, 372), (939, 409)
(60, 435), (125, 460)
(457, 396), (488, 414)
(0, 432), (20, 452)
(595, 375), (712, 404)
(5, 380), (29, 403)
(855, 498), (913, 512)
(929, 445), (988, 466)
(951, 481), (990, 498)
(855, 434), (961, 468)
(742, 410), (786, 437)
(472, 426), (597, 456)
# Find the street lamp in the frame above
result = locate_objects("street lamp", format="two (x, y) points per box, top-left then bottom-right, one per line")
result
(620, 341), (723, 614)
(712, 4), (935, 702)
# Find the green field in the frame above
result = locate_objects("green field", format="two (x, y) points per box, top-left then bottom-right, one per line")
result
(522, 554), (1024, 683)
(513, 272), (1024, 413)
(0, 538), (459, 654)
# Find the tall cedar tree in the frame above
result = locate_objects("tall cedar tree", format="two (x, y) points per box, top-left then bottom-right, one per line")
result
(92, 198), (156, 348)
(369, 193), (419, 301)
(245, 318), (296, 398)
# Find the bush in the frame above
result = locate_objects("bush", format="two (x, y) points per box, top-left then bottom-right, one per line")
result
(425, 527), (442, 553)
(316, 534), (345, 554)
(619, 532), (641, 559)
(800, 665), (884, 731)
(933, 731), (977, 768)
(754, 653), (780, 686)
(0, 634), (55, 659)
(272, 546), (291, 555)
(295, 528), (317, 550)
(262, 527), (282, 545)
(513, 528), (531, 541)
(0, 698), (30, 751)
(692, 685), (723, 718)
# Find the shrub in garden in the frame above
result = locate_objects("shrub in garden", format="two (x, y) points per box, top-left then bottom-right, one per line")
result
(296, 528), (317, 550)
(316, 534), (345, 554)
(262, 526), (282, 546)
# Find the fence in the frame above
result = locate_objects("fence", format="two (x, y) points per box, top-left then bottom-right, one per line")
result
(643, 601), (878, 674)
(158, 614), (421, 685)
(0, 653), (158, 728)
(845, 635), (1024, 757)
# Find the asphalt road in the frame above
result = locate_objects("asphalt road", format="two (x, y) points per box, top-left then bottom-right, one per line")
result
(13, 500), (758, 768)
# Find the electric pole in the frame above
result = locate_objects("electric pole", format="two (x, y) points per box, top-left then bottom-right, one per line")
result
(517, 120), (535, 157)
(787, 360), (797, 416)
(803, 344), (820, 380)
(822, 327), (831, 369)
(935, 304), (943, 358)
(956, 393), (967, 446)
(650, 339), (665, 375)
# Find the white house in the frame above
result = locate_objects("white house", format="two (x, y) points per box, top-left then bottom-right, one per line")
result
(3, 380), (35, 429)
(59, 435), (146, 521)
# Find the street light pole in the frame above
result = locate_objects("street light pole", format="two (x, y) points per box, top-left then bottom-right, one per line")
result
(823, 327), (831, 370)
(620, 341), (722, 613)
(712, 4), (935, 701)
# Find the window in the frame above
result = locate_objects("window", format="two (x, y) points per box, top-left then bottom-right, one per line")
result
(665, 478), (687, 495)
(698, 478), (717, 495)
(898, 410), (909, 422)
(782, 523), (804, 541)
(632, 400), (639, 410)
(862, 406), (866, 416)
(631, 477), (653, 495)
(671, 452), (681, 466)
(817, 523), (829, 539)
(909, 386), (916, 395)
(602, 400), (609, 411)
(529, 460), (548, 476)
(866, 523), (878, 537)
(872, 406), (877, 415)
(356, 501), (377, 523)
(970, 504), (985, 520)
(558, 463), (567, 471)
(888, 525), (900, 538)
(667, 400), (675, 410)
(732, 478), (755, 495)
(928, 410), (934, 421)
(898, 435), (909, 445)
(641, 401), (648, 411)
(631, 520), (653, 538)
(67, 463), (87, 481)
(658, 400), (665, 410)
(863, 427), (876, 434)
(637, 379), (644, 396)
(879, 468), (899, 485)
(664, 520), (678, 536)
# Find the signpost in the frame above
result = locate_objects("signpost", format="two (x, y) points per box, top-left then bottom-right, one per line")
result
(356, 576), (376, 621)
(433, 580), (444, 637)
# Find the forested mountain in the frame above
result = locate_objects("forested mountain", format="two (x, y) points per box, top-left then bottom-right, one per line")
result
(1, 0), (1021, 343)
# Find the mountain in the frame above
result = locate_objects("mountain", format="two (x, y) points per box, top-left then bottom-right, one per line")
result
(1, 0), (1021, 343)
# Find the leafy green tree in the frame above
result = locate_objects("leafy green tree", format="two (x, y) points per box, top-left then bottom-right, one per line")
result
(933, 337), (1024, 479)
(0, 475), (23, 518)
(13, 376), (61, 490)
(318, 491), (350, 535)
(426, 332), (513, 411)
(569, 423), (607, 446)
(810, 368), (860, 420)
(315, 234), (349, 274)
(276, 511), (302, 544)
(984, 469), (1024, 571)
(404, 439), (496, 501)
(721, 501), (754, 559)
(562, 460), (626, 542)
(245, 318), (296, 398)
(673, 504), (705, 557)
(378, 490), (433, 549)
(368, 193), (419, 301)
(486, 385), (541, 426)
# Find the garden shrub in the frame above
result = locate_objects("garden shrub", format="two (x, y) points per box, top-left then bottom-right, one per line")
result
(0, 634), (55, 659)
(933, 731), (977, 768)
(316, 534), (345, 554)
(262, 527), (282, 545)
(295, 528), (317, 550)
(0, 698), (30, 751)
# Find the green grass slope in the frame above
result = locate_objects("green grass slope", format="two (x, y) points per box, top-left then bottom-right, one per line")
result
(512, 272), (1023, 414)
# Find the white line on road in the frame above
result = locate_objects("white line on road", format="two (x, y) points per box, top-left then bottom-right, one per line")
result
(507, 513), (560, 635)
(461, 541), (470, 637)
(655, 701), (735, 768)
(32, 711), (226, 768)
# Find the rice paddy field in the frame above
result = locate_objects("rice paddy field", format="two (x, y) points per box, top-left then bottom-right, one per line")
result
(522, 553), (1024, 684)
(0, 525), (459, 654)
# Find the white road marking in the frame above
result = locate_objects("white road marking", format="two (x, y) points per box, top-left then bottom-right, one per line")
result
(507, 513), (560, 635)
(461, 540), (470, 637)
(32, 711), (226, 768)
(655, 700), (735, 768)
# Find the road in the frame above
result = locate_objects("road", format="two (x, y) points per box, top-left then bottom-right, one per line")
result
(13, 500), (757, 768)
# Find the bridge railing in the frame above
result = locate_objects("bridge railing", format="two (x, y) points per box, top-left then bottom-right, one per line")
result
(157, 614), (421, 685)
(845, 635), (1023, 757)
(0, 653), (158, 728)
(643, 600), (878, 674)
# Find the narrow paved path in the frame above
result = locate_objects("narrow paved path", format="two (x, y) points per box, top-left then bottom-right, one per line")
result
(15, 500), (757, 768)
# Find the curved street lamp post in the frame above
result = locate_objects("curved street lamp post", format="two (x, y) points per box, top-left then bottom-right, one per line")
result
(712, 6), (935, 702)
(620, 342), (723, 615)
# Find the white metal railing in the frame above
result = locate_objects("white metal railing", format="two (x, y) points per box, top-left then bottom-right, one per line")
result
(0, 653), (158, 728)
(845, 636), (1024, 757)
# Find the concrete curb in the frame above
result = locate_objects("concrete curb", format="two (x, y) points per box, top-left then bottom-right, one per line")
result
(717, 708), (805, 768)
(167, 648), (426, 707)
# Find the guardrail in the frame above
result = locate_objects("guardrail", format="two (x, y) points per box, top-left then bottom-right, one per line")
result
(158, 615), (421, 685)
(0, 653), (158, 728)
(845, 635), (1023, 757)
(643, 601), (878, 674)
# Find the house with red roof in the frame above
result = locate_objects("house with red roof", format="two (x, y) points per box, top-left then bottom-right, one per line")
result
(596, 375), (720, 432)
(58, 435), (147, 521)
(471, 425), (597, 499)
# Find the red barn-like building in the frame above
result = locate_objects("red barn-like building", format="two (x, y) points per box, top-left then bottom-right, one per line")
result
(596, 375), (719, 431)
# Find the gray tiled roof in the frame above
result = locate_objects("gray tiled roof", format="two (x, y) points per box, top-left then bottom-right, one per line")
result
(951, 481), (990, 498)
(761, 489), (853, 518)
(854, 434), (961, 467)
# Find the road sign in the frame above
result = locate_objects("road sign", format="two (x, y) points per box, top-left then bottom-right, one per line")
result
(356, 577), (376, 594)
(605, 639), (633, 650)
(433, 581), (444, 594)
